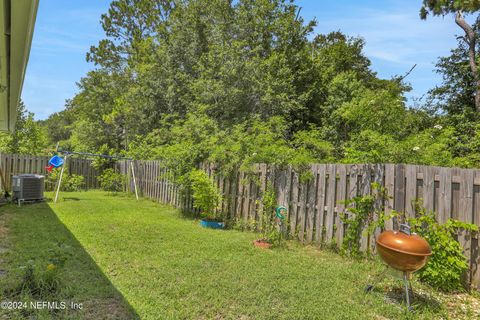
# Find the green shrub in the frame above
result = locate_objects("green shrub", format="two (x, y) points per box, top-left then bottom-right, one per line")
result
(98, 168), (125, 192)
(407, 208), (478, 291)
(189, 169), (222, 220)
(47, 169), (85, 192)
(62, 174), (85, 192)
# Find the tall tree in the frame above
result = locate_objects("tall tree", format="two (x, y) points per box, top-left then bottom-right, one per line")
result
(87, 0), (174, 69)
(421, 0), (480, 110)
(428, 32), (479, 116)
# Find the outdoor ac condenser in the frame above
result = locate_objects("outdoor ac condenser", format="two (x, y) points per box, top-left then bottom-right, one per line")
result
(12, 174), (45, 201)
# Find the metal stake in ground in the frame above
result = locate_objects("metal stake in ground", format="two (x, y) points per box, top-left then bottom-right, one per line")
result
(54, 155), (68, 203)
(130, 161), (139, 200)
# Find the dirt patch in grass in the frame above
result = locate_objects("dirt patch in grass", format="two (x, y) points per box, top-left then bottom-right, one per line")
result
(0, 212), (12, 239)
(83, 298), (137, 319)
(436, 291), (480, 320)
(0, 212), (11, 271)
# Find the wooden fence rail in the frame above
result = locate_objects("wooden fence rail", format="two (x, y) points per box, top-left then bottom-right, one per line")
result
(120, 161), (480, 290)
(0, 153), (101, 190)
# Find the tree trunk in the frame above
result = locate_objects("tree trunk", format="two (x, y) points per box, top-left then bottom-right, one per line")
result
(455, 10), (480, 111)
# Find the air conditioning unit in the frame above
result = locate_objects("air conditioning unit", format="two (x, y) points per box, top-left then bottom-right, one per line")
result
(12, 174), (45, 202)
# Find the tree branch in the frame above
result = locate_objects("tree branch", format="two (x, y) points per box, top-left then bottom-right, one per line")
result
(455, 10), (480, 111)
(455, 11), (477, 72)
(398, 64), (417, 82)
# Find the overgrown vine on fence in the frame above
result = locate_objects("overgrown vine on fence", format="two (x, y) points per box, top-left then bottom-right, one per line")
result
(258, 181), (286, 247)
(340, 182), (394, 258)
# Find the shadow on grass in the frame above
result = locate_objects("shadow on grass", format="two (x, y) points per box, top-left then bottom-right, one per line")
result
(179, 208), (201, 220)
(62, 197), (81, 201)
(384, 286), (443, 313)
(0, 202), (140, 319)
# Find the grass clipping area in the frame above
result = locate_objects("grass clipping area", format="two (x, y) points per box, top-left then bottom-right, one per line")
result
(0, 191), (478, 319)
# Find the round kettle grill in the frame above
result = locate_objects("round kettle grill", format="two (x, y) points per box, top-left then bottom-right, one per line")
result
(369, 224), (432, 310)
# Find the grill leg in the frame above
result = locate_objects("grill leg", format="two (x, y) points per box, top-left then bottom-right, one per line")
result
(403, 272), (412, 311)
(408, 279), (414, 303)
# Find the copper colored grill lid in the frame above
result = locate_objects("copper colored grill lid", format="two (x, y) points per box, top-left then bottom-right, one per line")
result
(376, 230), (432, 256)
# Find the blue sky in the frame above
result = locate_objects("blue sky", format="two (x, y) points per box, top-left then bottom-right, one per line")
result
(22, 0), (473, 120)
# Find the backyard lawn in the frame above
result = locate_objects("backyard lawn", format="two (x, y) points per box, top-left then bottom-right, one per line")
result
(0, 191), (478, 319)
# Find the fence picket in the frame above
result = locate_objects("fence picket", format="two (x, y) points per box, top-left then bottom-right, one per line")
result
(371, 164), (384, 253)
(314, 164), (327, 245)
(325, 164), (336, 243)
(405, 165), (417, 218)
(305, 167), (317, 244)
(335, 164), (347, 247)
(359, 164), (371, 251)
(289, 170), (299, 238)
(423, 165), (436, 212)
(298, 180), (307, 242)
(459, 169), (474, 285)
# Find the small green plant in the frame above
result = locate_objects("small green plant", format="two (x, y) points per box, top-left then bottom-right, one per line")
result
(189, 169), (222, 221)
(340, 183), (394, 258)
(233, 218), (257, 231)
(14, 262), (61, 298)
(46, 241), (73, 268)
(5, 242), (73, 299)
(98, 168), (125, 192)
(406, 207), (478, 291)
(258, 182), (286, 247)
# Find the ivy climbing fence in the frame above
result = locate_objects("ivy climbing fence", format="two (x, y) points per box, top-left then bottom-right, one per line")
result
(119, 161), (480, 290)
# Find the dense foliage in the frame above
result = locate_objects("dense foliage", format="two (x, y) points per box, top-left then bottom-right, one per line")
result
(189, 169), (222, 220)
(31, 0), (480, 181)
(47, 169), (85, 192)
(408, 208), (478, 291)
(98, 168), (125, 192)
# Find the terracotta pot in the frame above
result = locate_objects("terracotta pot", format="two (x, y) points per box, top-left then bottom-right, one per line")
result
(376, 228), (432, 273)
(253, 239), (272, 249)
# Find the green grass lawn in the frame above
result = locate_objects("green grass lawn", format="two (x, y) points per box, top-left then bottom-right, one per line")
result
(0, 191), (478, 319)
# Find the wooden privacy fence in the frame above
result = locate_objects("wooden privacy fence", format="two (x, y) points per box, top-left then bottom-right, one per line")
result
(121, 161), (480, 289)
(0, 153), (101, 190)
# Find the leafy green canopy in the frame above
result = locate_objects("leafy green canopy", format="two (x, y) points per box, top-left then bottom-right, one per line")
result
(420, 0), (480, 19)
(35, 0), (480, 178)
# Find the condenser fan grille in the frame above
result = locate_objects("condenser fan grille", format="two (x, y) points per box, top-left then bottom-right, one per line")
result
(12, 174), (45, 201)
